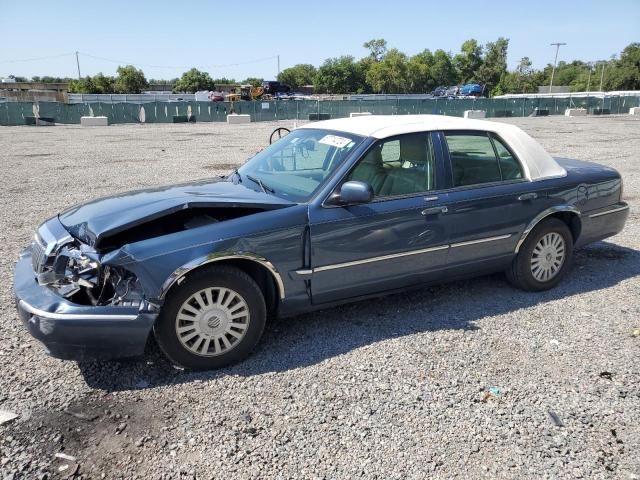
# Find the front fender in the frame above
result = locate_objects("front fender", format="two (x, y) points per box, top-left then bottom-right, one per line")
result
(101, 205), (309, 304)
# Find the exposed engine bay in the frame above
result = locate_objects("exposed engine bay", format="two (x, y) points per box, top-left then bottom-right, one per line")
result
(33, 207), (268, 307)
(34, 239), (145, 307)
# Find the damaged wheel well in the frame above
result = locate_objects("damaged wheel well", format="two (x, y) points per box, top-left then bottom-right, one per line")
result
(165, 259), (280, 315)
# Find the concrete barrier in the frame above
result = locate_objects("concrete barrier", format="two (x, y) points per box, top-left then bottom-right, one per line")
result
(532, 108), (549, 117)
(630, 107), (640, 115)
(25, 116), (55, 126)
(173, 115), (196, 123)
(308, 113), (331, 121)
(350, 112), (372, 118)
(564, 108), (587, 117)
(463, 110), (486, 119)
(227, 114), (251, 124)
(81, 116), (108, 127)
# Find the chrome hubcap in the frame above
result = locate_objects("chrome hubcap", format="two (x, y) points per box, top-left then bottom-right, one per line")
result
(531, 232), (566, 282)
(175, 287), (250, 357)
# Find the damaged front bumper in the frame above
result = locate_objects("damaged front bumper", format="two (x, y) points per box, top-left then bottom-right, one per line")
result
(14, 247), (157, 361)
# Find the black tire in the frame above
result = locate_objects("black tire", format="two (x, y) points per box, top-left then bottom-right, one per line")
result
(269, 127), (290, 144)
(506, 217), (574, 291)
(154, 266), (266, 370)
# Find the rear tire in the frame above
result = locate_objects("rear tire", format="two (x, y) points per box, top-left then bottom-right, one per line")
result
(506, 218), (573, 291)
(154, 266), (266, 370)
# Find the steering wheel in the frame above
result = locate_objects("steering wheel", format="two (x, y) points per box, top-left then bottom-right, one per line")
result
(269, 127), (291, 144)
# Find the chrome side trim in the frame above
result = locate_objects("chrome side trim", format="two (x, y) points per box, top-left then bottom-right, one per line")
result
(309, 245), (449, 273)
(588, 205), (629, 218)
(159, 253), (286, 300)
(450, 234), (512, 248)
(514, 205), (581, 253)
(19, 300), (138, 321)
(296, 234), (514, 276)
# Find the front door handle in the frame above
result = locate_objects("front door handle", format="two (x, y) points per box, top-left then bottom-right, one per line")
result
(518, 193), (538, 201)
(421, 206), (448, 216)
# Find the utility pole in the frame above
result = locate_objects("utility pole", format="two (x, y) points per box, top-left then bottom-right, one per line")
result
(586, 62), (593, 93)
(277, 55), (280, 78)
(548, 42), (566, 93)
(599, 62), (606, 91)
(75, 51), (81, 79)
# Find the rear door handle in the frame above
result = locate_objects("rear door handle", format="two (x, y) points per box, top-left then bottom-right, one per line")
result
(518, 193), (538, 201)
(421, 206), (448, 216)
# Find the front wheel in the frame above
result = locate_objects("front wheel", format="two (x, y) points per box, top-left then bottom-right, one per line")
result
(154, 266), (267, 370)
(506, 218), (574, 291)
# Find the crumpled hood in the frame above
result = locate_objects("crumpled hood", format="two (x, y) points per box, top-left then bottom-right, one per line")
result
(58, 178), (294, 248)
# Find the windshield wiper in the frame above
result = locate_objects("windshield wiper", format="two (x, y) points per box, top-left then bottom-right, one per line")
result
(246, 174), (275, 194)
(230, 168), (242, 183)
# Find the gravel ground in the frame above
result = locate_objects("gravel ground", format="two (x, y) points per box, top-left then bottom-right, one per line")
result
(0, 115), (638, 479)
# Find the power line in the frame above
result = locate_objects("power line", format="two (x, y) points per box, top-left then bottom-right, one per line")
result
(78, 52), (279, 70)
(0, 52), (75, 64)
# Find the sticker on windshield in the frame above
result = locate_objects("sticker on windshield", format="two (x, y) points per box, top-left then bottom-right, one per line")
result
(319, 135), (352, 149)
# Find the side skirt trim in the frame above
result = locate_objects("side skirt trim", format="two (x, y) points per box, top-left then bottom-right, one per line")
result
(588, 205), (629, 218)
(296, 233), (513, 276)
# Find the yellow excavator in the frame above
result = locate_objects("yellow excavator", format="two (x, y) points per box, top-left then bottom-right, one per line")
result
(225, 85), (271, 102)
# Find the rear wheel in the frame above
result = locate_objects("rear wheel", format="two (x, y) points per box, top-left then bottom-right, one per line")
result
(506, 218), (573, 291)
(155, 266), (266, 370)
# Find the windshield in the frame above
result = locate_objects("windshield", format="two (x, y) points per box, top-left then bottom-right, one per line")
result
(236, 128), (364, 202)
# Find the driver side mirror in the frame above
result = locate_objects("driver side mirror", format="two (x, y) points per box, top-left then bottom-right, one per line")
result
(334, 180), (374, 205)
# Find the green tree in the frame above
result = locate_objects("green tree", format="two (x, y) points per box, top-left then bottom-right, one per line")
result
(148, 78), (176, 85)
(68, 76), (98, 94)
(93, 73), (115, 94)
(315, 56), (364, 94)
(610, 43), (640, 90)
(363, 38), (388, 61)
(476, 37), (509, 95)
(512, 56), (539, 93)
(242, 77), (264, 87)
(454, 39), (483, 84)
(366, 49), (410, 93)
(211, 77), (236, 85)
(173, 68), (216, 93)
(407, 50), (434, 93)
(277, 64), (317, 88)
(430, 49), (457, 87)
(113, 65), (148, 93)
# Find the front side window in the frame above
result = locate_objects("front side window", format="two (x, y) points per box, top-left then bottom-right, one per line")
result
(237, 129), (363, 202)
(445, 131), (524, 187)
(348, 133), (436, 198)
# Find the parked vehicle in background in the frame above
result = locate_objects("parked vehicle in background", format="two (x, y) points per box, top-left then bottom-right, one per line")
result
(262, 81), (291, 95)
(431, 86), (448, 97)
(460, 83), (485, 97)
(445, 86), (460, 97)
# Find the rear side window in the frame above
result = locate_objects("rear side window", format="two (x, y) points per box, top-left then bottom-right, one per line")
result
(445, 132), (523, 187)
(491, 135), (523, 181)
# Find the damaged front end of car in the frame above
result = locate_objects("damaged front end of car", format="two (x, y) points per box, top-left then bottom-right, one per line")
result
(14, 216), (158, 361)
(32, 232), (145, 309)
(14, 177), (301, 361)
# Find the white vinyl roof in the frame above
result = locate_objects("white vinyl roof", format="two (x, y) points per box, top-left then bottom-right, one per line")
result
(299, 115), (566, 181)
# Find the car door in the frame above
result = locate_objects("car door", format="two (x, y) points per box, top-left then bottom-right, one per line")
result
(440, 130), (547, 268)
(307, 132), (450, 305)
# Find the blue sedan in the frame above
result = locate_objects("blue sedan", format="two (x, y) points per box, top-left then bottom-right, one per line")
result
(14, 115), (629, 370)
